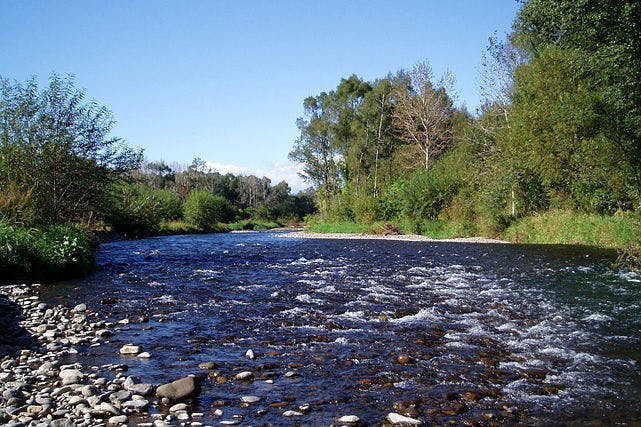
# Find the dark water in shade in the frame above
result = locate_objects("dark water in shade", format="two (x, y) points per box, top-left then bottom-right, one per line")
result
(40, 231), (641, 425)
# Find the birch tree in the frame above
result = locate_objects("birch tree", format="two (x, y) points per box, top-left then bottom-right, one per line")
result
(392, 61), (454, 170)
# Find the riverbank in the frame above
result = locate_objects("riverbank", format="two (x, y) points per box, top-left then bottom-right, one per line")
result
(279, 230), (508, 244)
(0, 284), (207, 427)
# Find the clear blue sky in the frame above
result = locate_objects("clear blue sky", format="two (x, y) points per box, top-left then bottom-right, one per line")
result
(1, 0), (521, 191)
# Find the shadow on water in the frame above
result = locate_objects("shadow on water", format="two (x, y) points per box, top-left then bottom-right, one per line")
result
(0, 291), (39, 357)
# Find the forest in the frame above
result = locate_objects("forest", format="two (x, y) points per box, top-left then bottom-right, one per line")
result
(290, 0), (641, 254)
(1, 0), (640, 280)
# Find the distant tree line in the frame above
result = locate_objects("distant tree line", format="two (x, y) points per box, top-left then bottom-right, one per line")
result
(290, 0), (641, 236)
(109, 157), (315, 237)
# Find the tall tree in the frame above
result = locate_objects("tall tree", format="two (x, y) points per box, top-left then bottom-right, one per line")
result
(289, 94), (342, 208)
(0, 74), (141, 225)
(392, 61), (455, 169)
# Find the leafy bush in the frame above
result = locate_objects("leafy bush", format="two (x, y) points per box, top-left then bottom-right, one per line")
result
(0, 222), (95, 281)
(401, 168), (458, 221)
(183, 190), (232, 231)
(108, 183), (164, 238)
(378, 181), (405, 221)
(153, 189), (182, 221)
(0, 221), (35, 278)
(36, 225), (95, 278)
(353, 195), (379, 224)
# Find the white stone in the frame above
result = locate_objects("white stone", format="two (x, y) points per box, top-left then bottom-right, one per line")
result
(387, 412), (422, 425)
(137, 352), (151, 359)
(282, 410), (304, 417)
(240, 395), (261, 403)
(73, 303), (87, 312)
(245, 349), (255, 359)
(108, 415), (128, 424)
(169, 403), (188, 412)
(59, 369), (84, 385)
(234, 371), (254, 381)
(119, 344), (141, 355)
(338, 415), (360, 423)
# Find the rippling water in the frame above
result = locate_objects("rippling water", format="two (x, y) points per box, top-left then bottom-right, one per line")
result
(41, 231), (641, 425)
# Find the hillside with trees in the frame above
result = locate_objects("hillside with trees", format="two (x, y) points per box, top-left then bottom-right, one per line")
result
(290, 0), (640, 256)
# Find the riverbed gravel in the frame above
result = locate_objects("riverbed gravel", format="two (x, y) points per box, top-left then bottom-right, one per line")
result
(0, 284), (207, 427)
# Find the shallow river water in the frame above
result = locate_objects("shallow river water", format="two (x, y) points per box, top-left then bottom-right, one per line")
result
(41, 231), (641, 425)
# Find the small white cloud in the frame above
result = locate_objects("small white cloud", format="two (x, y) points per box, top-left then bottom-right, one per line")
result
(203, 160), (309, 193)
(254, 162), (308, 193)
(204, 161), (249, 175)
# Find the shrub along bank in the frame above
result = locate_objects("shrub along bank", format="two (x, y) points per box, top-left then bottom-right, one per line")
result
(0, 222), (95, 282)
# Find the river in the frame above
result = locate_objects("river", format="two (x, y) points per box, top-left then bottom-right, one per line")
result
(39, 231), (641, 425)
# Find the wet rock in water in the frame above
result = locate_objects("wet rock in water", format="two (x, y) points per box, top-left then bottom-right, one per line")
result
(338, 415), (360, 423)
(245, 349), (256, 359)
(443, 403), (468, 415)
(234, 371), (254, 381)
(156, 376), (196, 401)
(393, 401), (419, 418)
(240, 395), (261, 404)
(198, 361), (219, 370)
(137, 352), (152, 358)
(73, 303), (87, 312)
(387, 412), (422, 425)
(119, 344), (141, 355)
(109, 390), (132, 404)
(523, 367), (547, 380)
(169, 403), (188, 412)
(96, 329), (114, 338)
(396, 354), (416, 364)
(94, 402), (122, 416)
(128, 383), (154, 396)
(282, 410), (304, 417)
(123, 399), (149, 411)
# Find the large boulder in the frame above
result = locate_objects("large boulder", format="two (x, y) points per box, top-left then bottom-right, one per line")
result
(156, 376), (197, 401)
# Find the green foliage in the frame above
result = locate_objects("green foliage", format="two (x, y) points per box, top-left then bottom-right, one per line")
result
(0, 75), (141, 226)
(108, 183), (163, 238)
(0, 221), (94, 281)
(183, 190), (232, 231)
(227, 219), (280, 231)
(503, 210), (641, 248)
(397, 219), (457, 239)
(0, 221), (35, 277)
(0, 183), (34, 225)
(37, 225), (95, 278)
(401, 168), (459, 221)
(306, 219), (369, 234)
(350, 195), (378, 224)
(613, 244), (641, 272)
(153, 189), (182, 221)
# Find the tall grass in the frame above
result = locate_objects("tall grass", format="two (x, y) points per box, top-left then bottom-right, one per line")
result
(503, 210), (641, 248)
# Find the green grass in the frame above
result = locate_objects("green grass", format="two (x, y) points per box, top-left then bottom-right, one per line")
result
(228, 219), (281, 231)
(158, 220), (228, 235)
(502, 210), (641, 248)
(396, 219), (458, 239)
